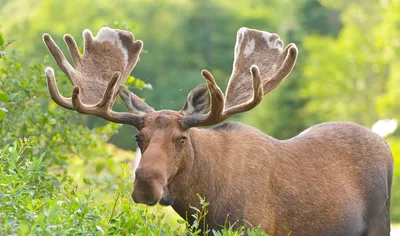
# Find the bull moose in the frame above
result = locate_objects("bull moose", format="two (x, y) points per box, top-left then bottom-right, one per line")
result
(42, 27), (393, 235)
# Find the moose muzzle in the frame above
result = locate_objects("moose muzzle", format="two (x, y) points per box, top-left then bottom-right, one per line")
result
(132, 167), (166, 206)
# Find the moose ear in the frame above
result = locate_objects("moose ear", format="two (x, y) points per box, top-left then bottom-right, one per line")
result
(180, 84), (210, 116)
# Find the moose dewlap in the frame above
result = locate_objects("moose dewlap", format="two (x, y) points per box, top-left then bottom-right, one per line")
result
(42, 27), (393, 236)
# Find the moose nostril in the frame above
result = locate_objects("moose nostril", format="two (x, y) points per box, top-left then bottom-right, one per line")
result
(132, 182), (163, 206)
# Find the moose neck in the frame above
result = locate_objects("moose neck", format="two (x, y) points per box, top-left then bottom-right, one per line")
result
(166, 122), (281, 229)
(168, 127), (222, 226)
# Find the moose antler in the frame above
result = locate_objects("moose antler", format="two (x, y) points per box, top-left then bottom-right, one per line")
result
(43, 27), (152, 126)
(182, 27), (298, 128)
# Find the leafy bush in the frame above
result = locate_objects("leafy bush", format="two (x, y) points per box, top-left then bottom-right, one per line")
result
(0, 139), (183, 235)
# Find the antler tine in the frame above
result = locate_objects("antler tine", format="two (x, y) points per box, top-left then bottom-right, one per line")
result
(262, 43), (297, 94)
(182, 27), (298, 128)
(71, 72), (120, 115)
(83, 29), (94, 51)
(223, 65), (263, 115)
(64, 34), (82, 67)
(70, 71), (143, 125)
(45, 67), (74, 110)
(181, 70), (225, 128)
(43, 33), (76, 83)
(43, 33), (83, 110)
(181, 66), (262, 128)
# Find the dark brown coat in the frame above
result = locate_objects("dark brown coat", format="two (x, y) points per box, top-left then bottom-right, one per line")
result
(162, 121), (393, 235)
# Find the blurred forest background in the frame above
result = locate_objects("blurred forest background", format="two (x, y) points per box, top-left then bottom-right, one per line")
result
(1, 0), (400, 234)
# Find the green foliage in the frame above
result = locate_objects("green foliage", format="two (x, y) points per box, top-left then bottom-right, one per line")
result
(301, 0), (400, 126)
(0, 34), (18, 59)
(184, 195), (268, 236)
(187, 195), (210, 235)
(0, 51), (117, 171)
(0, 139), (185, 235)
(387, 137), (400, 222)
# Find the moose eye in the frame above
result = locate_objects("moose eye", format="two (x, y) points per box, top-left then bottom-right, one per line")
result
(178, 136), (187, 145)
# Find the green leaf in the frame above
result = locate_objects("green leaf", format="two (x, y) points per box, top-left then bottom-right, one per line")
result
(0, 92), (8, 102)
(85, 214), (102, 220)
(177, 219), (186, 224)
(0, 110), (5, 121)
(0, 33), (4, 46)
(95, 226), (104, 234)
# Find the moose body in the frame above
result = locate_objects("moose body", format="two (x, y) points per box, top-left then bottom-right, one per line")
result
(164, 121), (393, 235)
(42, 26), (393, 235)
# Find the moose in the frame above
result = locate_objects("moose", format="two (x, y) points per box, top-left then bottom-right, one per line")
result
(42, 27), (393, 235)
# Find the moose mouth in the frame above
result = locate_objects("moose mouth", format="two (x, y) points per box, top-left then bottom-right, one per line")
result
(159, 188), (175, 206)
(132, 184), (175, 206)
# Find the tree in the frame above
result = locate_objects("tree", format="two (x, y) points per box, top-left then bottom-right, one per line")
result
(301, 0), (400, 127)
